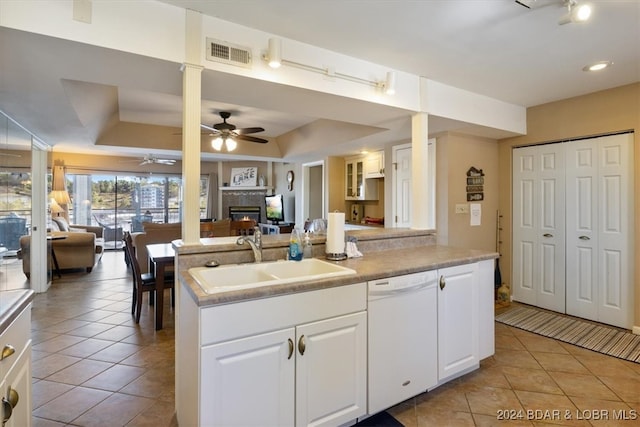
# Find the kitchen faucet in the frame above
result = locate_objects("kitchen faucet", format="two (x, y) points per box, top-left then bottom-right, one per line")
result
(236, 226), (262, 263)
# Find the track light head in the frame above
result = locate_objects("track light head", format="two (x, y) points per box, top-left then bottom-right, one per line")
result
(266, 38), (282, 68)
(384, 71), (396, 95)
(559, 0), (592, 25)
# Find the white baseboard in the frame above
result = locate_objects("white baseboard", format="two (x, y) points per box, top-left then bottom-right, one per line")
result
(633, 326), (640, 335)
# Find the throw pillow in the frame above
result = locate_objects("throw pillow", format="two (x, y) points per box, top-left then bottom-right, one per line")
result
(52, 217), (70, 232)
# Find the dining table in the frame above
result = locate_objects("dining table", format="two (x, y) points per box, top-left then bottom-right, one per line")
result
(146, 242), (175, 330)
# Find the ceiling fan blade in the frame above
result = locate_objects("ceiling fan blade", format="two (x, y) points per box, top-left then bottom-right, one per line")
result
(200, 124), (217, 132)
(235, 127), (265, 135)
(235, 134), (269, 144)
(157, 159), (176, 165)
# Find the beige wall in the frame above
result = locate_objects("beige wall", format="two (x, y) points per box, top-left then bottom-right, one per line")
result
(50, 151), (219, 175)
(498, 82), (640, 328)
(436, 132), (499, 252)
(327, 156), (345, 213)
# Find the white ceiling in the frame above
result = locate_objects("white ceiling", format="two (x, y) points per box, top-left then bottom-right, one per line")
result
(1, 0), (638, 162)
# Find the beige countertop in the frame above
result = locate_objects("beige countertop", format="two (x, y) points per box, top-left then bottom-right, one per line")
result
(179, 245), (498, 308)
(0, 289), (34, 335)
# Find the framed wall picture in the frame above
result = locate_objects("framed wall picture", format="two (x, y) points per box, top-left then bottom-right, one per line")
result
(230, 167), (258, 187)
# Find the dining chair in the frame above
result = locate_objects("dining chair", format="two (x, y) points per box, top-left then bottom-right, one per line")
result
(200, 218), (231, 237)
(123, 231), (157, 323)
(231, 219), (257, 236)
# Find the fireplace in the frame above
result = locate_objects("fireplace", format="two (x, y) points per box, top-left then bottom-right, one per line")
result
(229, 206), (261, 222)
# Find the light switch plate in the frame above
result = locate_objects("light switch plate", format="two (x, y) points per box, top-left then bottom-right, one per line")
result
(455, 204), (469, 214)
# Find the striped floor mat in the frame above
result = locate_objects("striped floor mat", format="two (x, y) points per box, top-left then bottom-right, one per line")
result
(495, 305), (640, 364)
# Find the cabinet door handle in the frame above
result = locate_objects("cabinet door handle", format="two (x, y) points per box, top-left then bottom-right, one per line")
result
(287, 338), (294, 360)
(298, 335), (306, 356)
(2, 388), (18, 426)
(1, 345), (15, 361)
(439, 276), (445, 290)
(543, 233), (553, 238)
(579, 235), (591, 240)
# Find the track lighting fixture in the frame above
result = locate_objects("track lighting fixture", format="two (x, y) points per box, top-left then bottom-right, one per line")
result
(266, 38), (281, 69)
(383, 71), (396, 95)
(558, 0), (592, 25)
(263, 38), (396, 95)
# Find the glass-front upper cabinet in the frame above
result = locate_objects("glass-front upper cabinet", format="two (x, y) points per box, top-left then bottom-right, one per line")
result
(345, 156), (377, 201)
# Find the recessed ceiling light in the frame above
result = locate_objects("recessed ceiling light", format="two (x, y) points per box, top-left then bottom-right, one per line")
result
(583, 61), (613, 72)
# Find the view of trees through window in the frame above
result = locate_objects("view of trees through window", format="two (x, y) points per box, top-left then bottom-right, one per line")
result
(0, 171), (32, 253)
(65, 173), (208, 248)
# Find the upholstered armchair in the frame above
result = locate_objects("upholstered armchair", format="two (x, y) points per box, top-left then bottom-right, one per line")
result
(17, 218), (104, 278)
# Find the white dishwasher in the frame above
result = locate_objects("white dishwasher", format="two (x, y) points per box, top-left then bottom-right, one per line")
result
(368, 270), (438, 414)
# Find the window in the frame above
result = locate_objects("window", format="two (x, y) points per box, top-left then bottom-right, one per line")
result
(65, 172), (210, 248)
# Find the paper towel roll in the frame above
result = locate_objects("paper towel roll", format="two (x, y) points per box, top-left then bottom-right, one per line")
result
(326, 212), (345, 254)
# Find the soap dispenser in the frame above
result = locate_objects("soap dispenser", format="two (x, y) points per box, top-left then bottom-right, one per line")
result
(289, 228), (303, 261)
(303, 232), (313, 259)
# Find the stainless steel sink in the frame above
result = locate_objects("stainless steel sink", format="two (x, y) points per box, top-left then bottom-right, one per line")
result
(189, 258), (357, 294)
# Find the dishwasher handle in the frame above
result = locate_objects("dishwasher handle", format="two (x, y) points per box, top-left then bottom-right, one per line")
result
(368, 279), (435, 297)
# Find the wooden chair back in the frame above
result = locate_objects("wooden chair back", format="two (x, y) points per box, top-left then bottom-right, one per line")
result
(200, 218), (232, 237)
(230, 219), (257, 236)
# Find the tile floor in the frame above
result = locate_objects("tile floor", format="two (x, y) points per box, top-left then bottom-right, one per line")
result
(3, 251), (640, 426)
(388, 318), (640, 426)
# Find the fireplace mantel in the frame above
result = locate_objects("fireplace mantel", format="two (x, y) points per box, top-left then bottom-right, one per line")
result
(219, 187), (273, 223)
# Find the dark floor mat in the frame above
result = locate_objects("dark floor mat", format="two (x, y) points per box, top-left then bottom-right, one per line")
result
(354, 411), (404, 427)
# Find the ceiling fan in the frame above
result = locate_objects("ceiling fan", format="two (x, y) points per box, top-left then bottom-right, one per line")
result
(201, 111), (267, 152)
(137, 154), (176, 166)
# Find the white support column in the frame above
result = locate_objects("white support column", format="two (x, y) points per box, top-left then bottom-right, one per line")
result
(411, 112), (431, 229)
(30, 145), (50, 292)
(181, 10), (203, 244)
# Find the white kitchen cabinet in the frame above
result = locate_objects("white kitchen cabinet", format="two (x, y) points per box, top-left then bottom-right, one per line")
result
(296, 312), (367, 427)
(345, 157), (378, 200)
(201, 328), (295, 427)
(437, 262), (479, 382)
(200, 312), (367, 427)
(178, 282), (368, 427)
(364, 151), (384, 178)
(0, 303), (32, 427)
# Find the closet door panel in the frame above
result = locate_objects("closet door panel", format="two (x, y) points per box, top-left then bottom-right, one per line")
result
(513, 144), (565, 312)
(536, 145), (565, 313)
(512, 148), (539, 305)
(597, 134), (633, 328)
(566, 141), (598, 320)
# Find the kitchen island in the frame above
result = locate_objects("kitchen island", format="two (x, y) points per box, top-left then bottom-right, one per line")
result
(174, 228), (497, 427)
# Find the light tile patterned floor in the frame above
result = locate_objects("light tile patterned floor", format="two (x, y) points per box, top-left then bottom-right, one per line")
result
(388, 319), (640, 426)
(4, 251), (640, 426)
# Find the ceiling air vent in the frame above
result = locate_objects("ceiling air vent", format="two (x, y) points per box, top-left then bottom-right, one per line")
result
(206, 38), (252, 68)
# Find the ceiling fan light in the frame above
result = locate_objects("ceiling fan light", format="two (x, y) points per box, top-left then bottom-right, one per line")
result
(267, 38), (282, 69)
(225, 138), (237, 152)
(211, 137), (223, 151)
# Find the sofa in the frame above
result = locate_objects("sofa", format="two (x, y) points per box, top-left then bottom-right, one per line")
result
(18, 218), (104, 278)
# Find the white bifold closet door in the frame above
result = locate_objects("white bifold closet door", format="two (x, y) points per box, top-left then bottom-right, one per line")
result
(512, 143), (566, 313)
(513, 133), (634, 329)
(565, 133), (634, 329)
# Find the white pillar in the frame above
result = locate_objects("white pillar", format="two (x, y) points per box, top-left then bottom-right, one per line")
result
(181, 10), (203, 244)
(411, 112), (431, 229)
